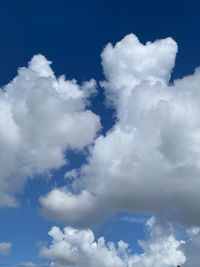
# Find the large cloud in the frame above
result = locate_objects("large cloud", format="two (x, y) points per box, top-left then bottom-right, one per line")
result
(0, 55), (100, 207)
(39, 217), (186, 267)
(41, 34), (200, 228)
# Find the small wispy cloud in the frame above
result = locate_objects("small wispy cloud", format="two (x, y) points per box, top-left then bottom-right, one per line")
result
(0, 242), (12, 255)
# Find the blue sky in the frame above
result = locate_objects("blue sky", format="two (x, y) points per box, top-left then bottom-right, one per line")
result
(1, 1), (200, 266)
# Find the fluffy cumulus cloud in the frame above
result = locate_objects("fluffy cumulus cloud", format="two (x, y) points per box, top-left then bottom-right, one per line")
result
(0, 242), (12, 255)
(41, 34), (200, 228)
(0, 55), (100, 207)
(39, 217), (186, 267)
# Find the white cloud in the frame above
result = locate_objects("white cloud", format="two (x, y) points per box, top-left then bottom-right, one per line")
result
(40, 189), (96, 225)
(41, 34), (200, 228)
(101, 34), (177, 112)
(39, 217), (185, 267)
(0, 54), (100, 207)
(64, 169), (79, 180)
(0, 242), (12, 255)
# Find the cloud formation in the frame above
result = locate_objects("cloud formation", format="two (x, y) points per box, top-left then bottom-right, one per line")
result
(0, 242), (12, 255)
(41, 34), (200, 228)
(40, 217), (186, 267)
(182, 227), (200, 267)
(0, 55), (100, 207)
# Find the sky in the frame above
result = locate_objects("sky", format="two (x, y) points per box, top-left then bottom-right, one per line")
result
(1, 0), (200, 266)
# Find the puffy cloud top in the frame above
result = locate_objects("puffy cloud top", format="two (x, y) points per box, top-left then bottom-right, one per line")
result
(0, 54), (100, 207)
(40, 218), (186, 267)
(101, 34), (177, 116)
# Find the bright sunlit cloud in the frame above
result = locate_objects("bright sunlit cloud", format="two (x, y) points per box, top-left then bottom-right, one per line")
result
(0, 55), (100, 207)
(41, 34), (200, 230)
